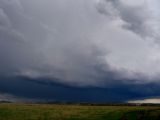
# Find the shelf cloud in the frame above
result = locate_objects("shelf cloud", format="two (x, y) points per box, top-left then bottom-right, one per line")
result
(0, 0), (160, 102)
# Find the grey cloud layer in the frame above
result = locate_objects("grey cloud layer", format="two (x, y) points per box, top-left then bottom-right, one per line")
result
(97, 0), (160, 39)
(0, 0), (160, 87)
(0, 0), (111, 86)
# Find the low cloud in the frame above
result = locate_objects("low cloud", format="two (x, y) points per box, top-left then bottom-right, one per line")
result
(0, 93), (34, 103)
(128, 98), (160, 104)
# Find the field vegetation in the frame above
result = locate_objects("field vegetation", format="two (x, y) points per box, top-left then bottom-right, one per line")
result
(0, 103), (160, 120)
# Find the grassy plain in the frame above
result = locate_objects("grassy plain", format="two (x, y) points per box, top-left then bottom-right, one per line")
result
(0, 103), (159, 120)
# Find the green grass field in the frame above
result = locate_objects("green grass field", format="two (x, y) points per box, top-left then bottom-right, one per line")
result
(0, 104), (160, 120)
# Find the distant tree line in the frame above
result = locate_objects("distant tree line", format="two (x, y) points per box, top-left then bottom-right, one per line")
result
(36, 101), (160, 106)
(1, 100), (160, 106)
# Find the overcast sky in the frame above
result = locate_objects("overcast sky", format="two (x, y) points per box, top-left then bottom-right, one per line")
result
(0, 0), (160, 103)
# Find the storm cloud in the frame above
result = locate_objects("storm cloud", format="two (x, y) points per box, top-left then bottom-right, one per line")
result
(0, 0), (123, 86)
(0, 0), (160, 102)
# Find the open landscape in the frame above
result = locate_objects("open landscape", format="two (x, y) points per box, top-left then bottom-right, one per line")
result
(0, 103), (160, 120)
(1, 0), (160, 120)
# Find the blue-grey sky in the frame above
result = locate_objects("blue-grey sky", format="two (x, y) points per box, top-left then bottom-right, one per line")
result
(0, 0), (160, 103)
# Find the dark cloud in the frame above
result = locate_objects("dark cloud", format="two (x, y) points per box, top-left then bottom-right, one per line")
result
(0, 76), (160, 102)
(0, 0), (160, 102)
